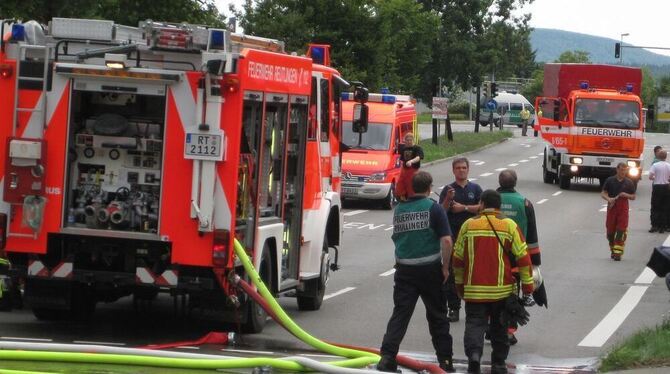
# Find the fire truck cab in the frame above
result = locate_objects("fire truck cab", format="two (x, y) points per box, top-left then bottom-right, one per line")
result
(340, 92), (416, 209)
(0, 18), (358, 332)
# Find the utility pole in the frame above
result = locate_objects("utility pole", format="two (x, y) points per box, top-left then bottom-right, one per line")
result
(620, 33), (629, 64)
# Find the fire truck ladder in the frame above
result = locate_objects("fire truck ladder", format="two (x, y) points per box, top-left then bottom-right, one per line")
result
(12, 44), (50, 137)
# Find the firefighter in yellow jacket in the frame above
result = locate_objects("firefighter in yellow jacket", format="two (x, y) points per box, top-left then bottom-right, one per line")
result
(453, 189), (534, 374)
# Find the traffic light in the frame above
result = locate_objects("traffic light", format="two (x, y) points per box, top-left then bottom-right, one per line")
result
(490, 82), (498, 98)
(615, 42), (621, 59)
(483, 82), (490, 97)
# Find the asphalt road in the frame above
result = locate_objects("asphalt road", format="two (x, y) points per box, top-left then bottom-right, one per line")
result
(2, 129), (670, 373)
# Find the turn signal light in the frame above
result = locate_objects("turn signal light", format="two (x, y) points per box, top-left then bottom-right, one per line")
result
(0, 64), (13, 79)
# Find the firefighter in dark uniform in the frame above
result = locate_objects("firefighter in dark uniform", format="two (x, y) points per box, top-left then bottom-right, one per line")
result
(497, 169), (542, 345)
(601, 162), (636, 261)
(453, 190), (534, 374)
(378, 171), (455, 372)
(439, 157), (482, 322)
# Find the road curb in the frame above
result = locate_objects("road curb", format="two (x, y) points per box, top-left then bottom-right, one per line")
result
(422, 136), (512, 168)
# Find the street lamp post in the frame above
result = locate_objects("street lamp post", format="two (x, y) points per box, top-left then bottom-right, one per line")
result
(620, 33), (629, 64)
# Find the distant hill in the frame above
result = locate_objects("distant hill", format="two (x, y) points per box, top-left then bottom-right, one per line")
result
(530, 28), (670, 76)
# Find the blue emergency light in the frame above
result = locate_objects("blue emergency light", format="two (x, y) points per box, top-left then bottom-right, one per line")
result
(209, 30), (225, 50)
(11, 24), (25, 41)
(310, 46), (325, 65)
(626, 83), (634, 92)
(381, 87), (390, 94)
(579, 81), (589, 90)
(381, 95), (396, 104)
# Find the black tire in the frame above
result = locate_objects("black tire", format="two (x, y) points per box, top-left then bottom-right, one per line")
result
(381, 183), (396, 210)
(297, 237), (329, 311)
(242, 245), (271, 333)
(559, 172), (571, 190)
(542, 151), (556, 184)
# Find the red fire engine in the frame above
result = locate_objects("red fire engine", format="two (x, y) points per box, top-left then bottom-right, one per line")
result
(0, 17), (360, 332)
(536, 64), (645, 190)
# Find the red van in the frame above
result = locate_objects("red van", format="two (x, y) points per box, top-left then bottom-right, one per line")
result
(341, 92), (417, 209)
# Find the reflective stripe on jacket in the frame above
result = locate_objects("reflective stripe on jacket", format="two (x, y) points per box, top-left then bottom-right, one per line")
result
(453, 209), (533, 302)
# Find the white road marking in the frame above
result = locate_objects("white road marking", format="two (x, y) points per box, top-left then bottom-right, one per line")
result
(538, 152), (544, 156)
(508, 163), (518, 167)
(536, 199), (548, 205)
(324, 287), (356, 300)
(495, 168), (506, 172)
(380, 268), (396, 277)
(175, 346), (201, 350)
(476, 161), (485, 166)
(479, 172), (493, 177)
(529, 156), (538, 159)
(73, 340), (126, 346)
(599, 206), (607, 212)
(223, 348), (275, 355)
(634, 267), (656, 285)
(343, 210), (368, 217)
(1, 337), (53, 342)
(552, 191), (562, 196)
(469, 178), (478, 182)
(662, 233), (670, 247)
(519, 159), (529, 163)
(578, 285), (648, 347)
(642, 171), (649, 176)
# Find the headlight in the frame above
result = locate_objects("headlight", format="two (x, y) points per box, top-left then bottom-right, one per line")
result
(570, 165), (579, 173)
(627, 160), (638, 168)
(570, 157), (583, 165)
(628, 167), (640, 177)
(369, 172), (386, 182)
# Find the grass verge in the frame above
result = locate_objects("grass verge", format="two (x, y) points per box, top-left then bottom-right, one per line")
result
(419, 130), (512, 163)
(600, 319), (670, 372)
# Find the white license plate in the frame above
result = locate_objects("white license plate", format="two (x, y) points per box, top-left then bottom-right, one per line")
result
(343, 187), (358, 196)
(597, 157), (614, 163)
(185, 133), (222, 160)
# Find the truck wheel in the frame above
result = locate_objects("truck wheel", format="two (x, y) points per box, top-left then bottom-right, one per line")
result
(542, 150), (556, 184)
(297, 237), (329, 311)
(559, 172), (571, 190)
(381, 183), (396, 210)
(242, 245), (272, 333)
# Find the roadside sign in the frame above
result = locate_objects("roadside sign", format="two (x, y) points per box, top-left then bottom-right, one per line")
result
(657, 96), (670, 123)
(432, 97), (449, 120)
(486, 99), (497, 111)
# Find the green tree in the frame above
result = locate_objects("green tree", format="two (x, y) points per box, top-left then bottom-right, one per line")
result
(0, 0), (226, 27)
(521, 66), (544, 105)
(640, 67), (656, 107)
(555, 50), (591, 63)
(238, 0), (438, 96)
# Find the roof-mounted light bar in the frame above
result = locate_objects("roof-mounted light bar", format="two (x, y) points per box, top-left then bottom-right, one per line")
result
(341, 92), (411, 104)
(51, 18), (114, 41)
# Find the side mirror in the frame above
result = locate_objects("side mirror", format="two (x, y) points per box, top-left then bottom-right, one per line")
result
(353, 85), (369, 103)
(352, 103), (369, 133)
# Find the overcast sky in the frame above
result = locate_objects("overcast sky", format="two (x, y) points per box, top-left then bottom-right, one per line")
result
(216, 0), (670, 56)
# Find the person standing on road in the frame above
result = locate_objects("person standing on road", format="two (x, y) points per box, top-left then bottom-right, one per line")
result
(497, 169), (543, 345)
(378, 171), (455, 373)
(601, 163), (637, 261)
(453, 189), (534, 374)
(520, 107), (531, 136)
(652, 145), (663, 166)
(396, 133), (424, 201)
(648, 150), (670, 233)
(439, 157), (483, 323)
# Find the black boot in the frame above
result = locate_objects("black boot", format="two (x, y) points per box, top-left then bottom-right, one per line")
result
(376, 356), (399, 373)
(439, 357), (454, 372)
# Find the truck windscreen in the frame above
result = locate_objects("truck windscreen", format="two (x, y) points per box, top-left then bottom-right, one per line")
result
(342, 122), (392, 150)
(574, 99), (640, 129)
